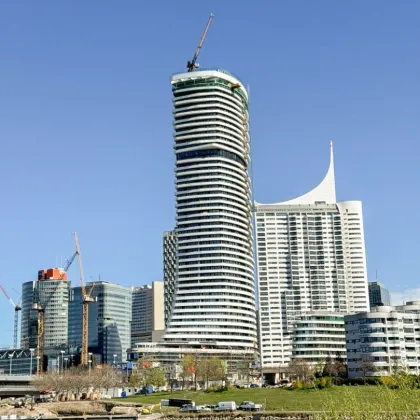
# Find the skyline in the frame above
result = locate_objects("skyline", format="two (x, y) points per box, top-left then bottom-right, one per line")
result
(0, 1), (419, 345)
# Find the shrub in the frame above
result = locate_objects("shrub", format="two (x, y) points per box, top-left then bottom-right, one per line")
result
(379, 376), (394, 387)
(293, 380), (303, 390)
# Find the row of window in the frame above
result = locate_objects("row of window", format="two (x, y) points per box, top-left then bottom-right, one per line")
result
(176, 149), (246, 167)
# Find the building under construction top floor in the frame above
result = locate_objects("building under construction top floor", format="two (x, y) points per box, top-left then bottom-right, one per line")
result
(20, 269), (71, 351)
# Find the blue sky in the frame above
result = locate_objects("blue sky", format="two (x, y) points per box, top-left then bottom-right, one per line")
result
(0, 0), (419, 346)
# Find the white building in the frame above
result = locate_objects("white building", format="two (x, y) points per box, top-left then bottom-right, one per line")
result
(163, 69), (257, 351)
(345, 301), (420, 377)
(292, 312), (346, 364)
(163, 231), (177, 327)
(255, 142), (369, 368)
(131, 281), (165, 345)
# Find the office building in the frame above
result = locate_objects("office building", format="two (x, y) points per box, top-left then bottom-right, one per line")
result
(255, 143), (369, 368)
(163, 231), (177, 327)
(20, 268), (70, 350)
(345, 301), (420, 377)
(163, 68), (257, 351)
(369, 281), (391, 308)
(292, 312), (346, 365)
(131, 281), (164, 345)
(68, 281), (132, 364)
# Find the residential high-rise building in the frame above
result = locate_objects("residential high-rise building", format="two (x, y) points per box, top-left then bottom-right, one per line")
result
(163, 231), (177, 327)
(369, 281), (391, 308)
(68, 281), (132, 364)
(21, 268), (70, 350)
(131, 281), (164, 345)
(163, 69), (257, 351)
(255, 143), (369, 368)
(345, 301), (420, 377)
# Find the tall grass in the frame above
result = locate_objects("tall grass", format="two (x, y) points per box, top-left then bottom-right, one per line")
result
(315, 376), (420, 420)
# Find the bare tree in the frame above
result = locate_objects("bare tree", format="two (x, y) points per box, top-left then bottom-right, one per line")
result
(359, 356), (377, 384)
(32, 365), (122, 401)
(288, 360), (313, 383)
(90, 365), (123, 397)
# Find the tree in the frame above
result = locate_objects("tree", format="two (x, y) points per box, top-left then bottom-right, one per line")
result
(322, 355), (336, 378)
(179, 354), (201, 390)
(90, 365), (123, 396)
(288, 360), (313, 383)
(197, 357), (225, 389)
(179, 355), (195, 390)
(359, 356), (377, 384)
(32, 365), (124, 401)
(333, 352), (347, 382)
(314, 360), (325, 379)
(130, 357), (166, 390)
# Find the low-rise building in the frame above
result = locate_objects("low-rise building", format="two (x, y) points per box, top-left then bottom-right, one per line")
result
(345, 301), (420, 377)
(292, 312), (346, 365)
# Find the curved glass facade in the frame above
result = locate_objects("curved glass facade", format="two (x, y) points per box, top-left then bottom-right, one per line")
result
(164, 70), (257, 350)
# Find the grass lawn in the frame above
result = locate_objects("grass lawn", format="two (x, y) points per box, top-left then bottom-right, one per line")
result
(120, 386), (420, 411)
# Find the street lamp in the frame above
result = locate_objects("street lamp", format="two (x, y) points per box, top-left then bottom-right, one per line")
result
(60, 350), (65, 374)
(29, 349), (34, 376)
(8, 354), (13, 375)
(88, 352), (93, 376)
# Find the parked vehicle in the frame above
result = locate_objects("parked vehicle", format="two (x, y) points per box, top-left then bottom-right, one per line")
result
(250, 383), (260, 388)
(195, 405), (212, 412)
(215, 401), (237, 411)
(180, 404), (197, 412)
(238, 401), (263, 411)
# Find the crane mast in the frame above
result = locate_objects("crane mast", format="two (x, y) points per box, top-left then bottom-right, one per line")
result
(0, 283), (21, 349)
(73, 232), (95, 366)
(187, 13), (214, 72)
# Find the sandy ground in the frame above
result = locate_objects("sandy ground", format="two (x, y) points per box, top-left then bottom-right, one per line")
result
(0, 400), (146, 418)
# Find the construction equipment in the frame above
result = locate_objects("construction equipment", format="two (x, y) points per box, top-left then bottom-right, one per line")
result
(33, 252), (77, 375)
(73, 232), (95, 366)
(0, 283), (22, 348)
(187, 13), (214, 72)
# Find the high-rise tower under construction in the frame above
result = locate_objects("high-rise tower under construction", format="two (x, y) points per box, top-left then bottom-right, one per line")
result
(163, 69), (257, 351)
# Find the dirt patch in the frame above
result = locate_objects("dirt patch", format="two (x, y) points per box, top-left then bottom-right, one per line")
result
(0, 400), (144, 418)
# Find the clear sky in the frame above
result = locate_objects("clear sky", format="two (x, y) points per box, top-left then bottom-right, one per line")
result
(0, 0), (419, 346)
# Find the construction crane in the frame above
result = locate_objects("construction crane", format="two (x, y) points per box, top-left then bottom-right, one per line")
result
(33, 251), (77, 375)
(187, 13), (214, 72)
(0, 283), (21, 349)
(73, 232), (95, 366)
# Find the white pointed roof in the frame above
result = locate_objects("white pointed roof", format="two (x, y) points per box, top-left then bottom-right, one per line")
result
(256, 141), (336, 206)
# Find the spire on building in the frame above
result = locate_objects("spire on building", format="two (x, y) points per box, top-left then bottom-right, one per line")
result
(257, 141), (336, 206)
